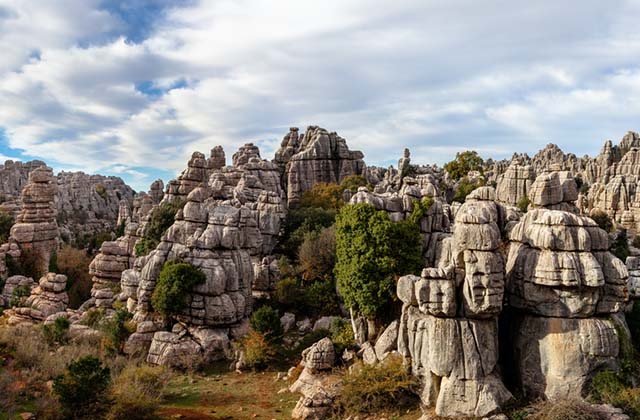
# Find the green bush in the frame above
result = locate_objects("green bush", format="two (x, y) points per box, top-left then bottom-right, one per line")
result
(335, 203), (423, 320)
(48, 249), (59, 273)
(592, 211), (613, 232)
(443, 150), (484, 181)
(335, 354), (418, 416)
(95, 184), (107, 200)
(590, 369), (640, 418)
(0, 210), (13, 243)
(250, 306), (283, 342)
(107, 364), (171, 420)
(304, 279), (341, 317)
(9, 284), (31, 307)
(100, 308), (135, 355)
(280, 207), (336, 259)
(53, 356), (111, 419)
(7, 248), (43, 280)
(274, 277), (306, 312)
(340, 175), (370, 192)
(134, 237), (159, 257)
(115, 221), (126, 238)
(330, 318), (355, 355)
(42, 317), (70, 346)
(517, 195), (530, 213)
(151, 261), (206, 317)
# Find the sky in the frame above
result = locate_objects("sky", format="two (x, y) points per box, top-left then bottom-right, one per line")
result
(1, 1), (640, 191)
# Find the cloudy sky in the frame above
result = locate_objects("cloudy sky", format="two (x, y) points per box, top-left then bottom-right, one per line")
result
(1, 0), (639, 191)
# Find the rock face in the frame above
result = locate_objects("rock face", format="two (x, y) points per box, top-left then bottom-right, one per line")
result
(163, 150), (222, 203)
(495, 158), (535, 207)
(122, 143), (286, 364)
(505, 206), (629, 400)
(6, 273), (68, 324)
(397, 187), (512, 418)
(290, 338), (341, 419)
(275, 126), (365, 207)
(9, 167), (59, 273)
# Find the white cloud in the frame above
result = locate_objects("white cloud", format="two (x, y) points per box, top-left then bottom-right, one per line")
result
(1, 0), (640, 190)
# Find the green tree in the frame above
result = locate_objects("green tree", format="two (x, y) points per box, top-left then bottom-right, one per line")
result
(0, 210), (13, 243)
(592, 211), (614, 232)
(452, 178), (482, 203)
(444, 150), (484, 181)
(53, 356), (111, 419)
(249, 305), (283, 342)
(135, 200), (185, 256)
(334, 203), (422, 321)
(151, 261), (206, 317)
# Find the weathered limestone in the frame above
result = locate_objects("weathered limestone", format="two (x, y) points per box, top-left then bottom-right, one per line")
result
(9, 167), (59, 273)
(290, 338), (341, 419)
(7, 273), (68, 324)
(0, 275), (35, 307)
(495, 158), (535, 206)
(397, 187), (512, 418)
(506, 206), (629, 400)
(275, 126), (365, 207)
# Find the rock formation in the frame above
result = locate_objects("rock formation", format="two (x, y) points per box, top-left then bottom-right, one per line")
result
(6, 273), (69, 324)
(495, 158), (535, 207)
(9, 166), (59, 273)
(274, 126), (365, 206)
(396, 187), (512, 418)
(290, 337), (341, 419)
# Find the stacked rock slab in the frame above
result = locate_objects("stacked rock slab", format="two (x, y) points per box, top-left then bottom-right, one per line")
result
(163, 149), (223, 204)
(396, 187), (512, 418)
(495, 158), (535, 207)
(506, 176), (629, 400)
(274, 126), (365, 207)
(9, 166), (59, 273)
(290, 337), (341, 419)
(124, 145), (285, 364)
(7, 273), (68, 324)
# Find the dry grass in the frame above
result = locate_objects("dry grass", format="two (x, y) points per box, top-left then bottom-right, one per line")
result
(528, 399), (603, 420)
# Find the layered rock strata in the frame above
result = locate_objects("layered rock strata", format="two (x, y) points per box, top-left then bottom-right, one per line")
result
(6, 273), (68, 324)
(397, 187), (512, 418)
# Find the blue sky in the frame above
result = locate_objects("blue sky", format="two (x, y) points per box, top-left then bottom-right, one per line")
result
(1, 1), (640, 191)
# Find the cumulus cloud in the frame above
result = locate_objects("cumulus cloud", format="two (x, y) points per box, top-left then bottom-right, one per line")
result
(1, 0), (640, 190)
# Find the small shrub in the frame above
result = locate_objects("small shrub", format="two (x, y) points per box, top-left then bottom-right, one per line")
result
(100, 309), (134, 355)
(135, 237), (159, 257)
(250, 306), (283, 342)
(517, 195), (530, 213)
(330, 318), (355, 355)
(280, 207), (337, 259)
(590, 370), (640, 418)
(9, 284), (31, 307)
(452, 177), (481, 203)
(82, 307), (106, 328)
(151, 261), (206, 317)
(529, 399), (601, 420)
(95, 184), (107, 200)
(107, 364), (171, 420)
(443, 150), (484, 181)
(135, 200), (185, 256)
(241, 330), (277, 369)
(335, 354), (418, 415)
(115, 221), (126, 238)
(48, 249), (59, 272)
(53, 356), (111, 419)
(274, 277), (306, 312)
(592, 211), (613, 232)
(42, 317), (70, 346)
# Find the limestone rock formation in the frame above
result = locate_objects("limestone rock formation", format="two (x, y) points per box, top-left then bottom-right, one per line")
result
(0, 275), (35, 307)
(290, 338), (341, 419)
(397, 187), (512, 418)
(506, 207), (629, 400)
(275, 126), (365, 206)
(495, 158), (535, 207)
(9, 166), (59, 273)
(7, 273), (68, 324)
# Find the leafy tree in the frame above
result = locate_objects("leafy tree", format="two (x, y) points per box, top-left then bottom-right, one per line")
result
(53, 356), (111, 419)
(334, 203), (422, 320)
(298, 225), (336, 282)
(101, 308), (134, 355)
(57, 245), (93, 309)
(151, 261), (206, 317)
(279, 207), (336, 259)
(299, 182), (344, 210)
(340, 175), (370, 192)
(249, 305), (283, 342)
(452, 178), (482, 203)
(592, 211), (614, 232)
(444, 150), (484, 181)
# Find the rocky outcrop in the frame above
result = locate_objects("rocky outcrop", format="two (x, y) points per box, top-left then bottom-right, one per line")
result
(0, 275), (35, 307)
(6, 273), (68, 324)
(163, 148), (227, 204)
(495, 158), (535, 207)
(397, 187), (512, 418)
(9, 167), (59, 273)
(506, 207), (629, 400)
(527, 170), (579, 213)
(290, 337), (341, 419)
(275, 126), (365, 206)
